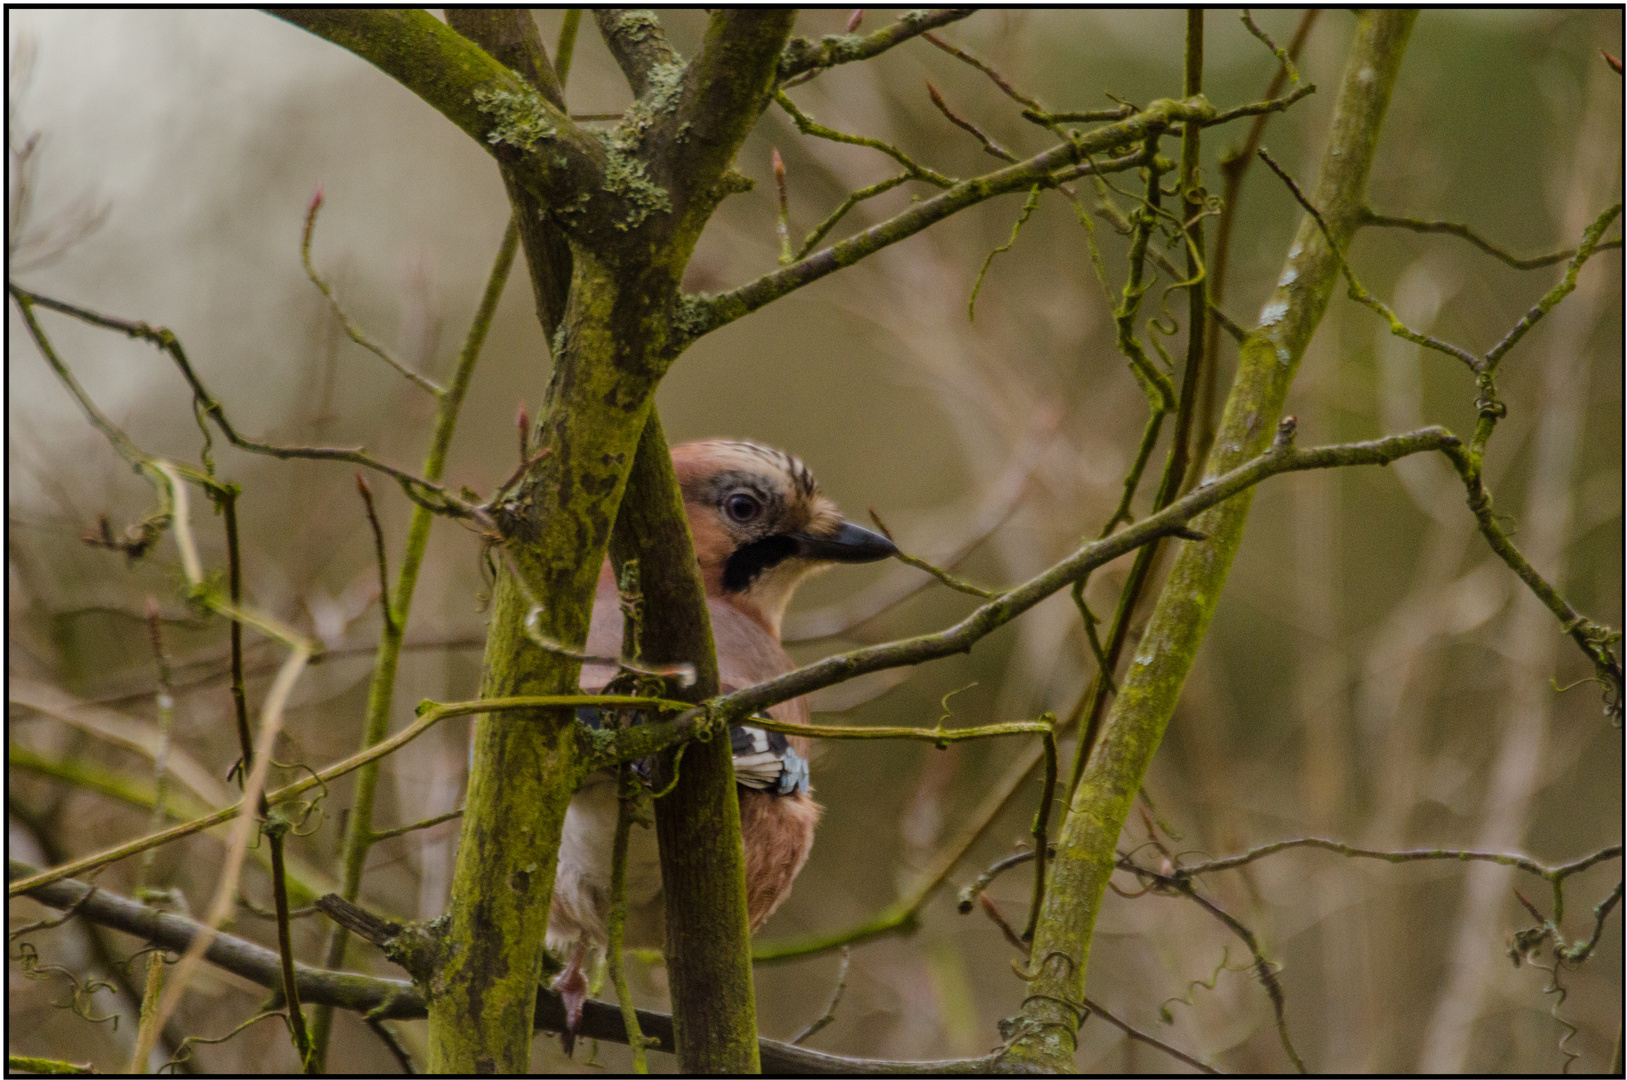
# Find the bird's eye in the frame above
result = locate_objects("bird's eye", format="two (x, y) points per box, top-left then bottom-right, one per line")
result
(724, 492), (762, 523)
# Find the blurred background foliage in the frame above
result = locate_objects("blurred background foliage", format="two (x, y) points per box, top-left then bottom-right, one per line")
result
(7, 8), (1621, 1073)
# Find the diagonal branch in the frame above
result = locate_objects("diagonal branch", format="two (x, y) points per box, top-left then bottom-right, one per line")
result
(6, 860), (1002, 1075)
(267, 9), (604, 218)
(613, 425), (1463, 760)
(779, 9), (977, 84)
(685, 96), (1212, 341)
(1361, 207), (1624, 270)
(661, 9), (798, 238)
(10, 285), (474, 517)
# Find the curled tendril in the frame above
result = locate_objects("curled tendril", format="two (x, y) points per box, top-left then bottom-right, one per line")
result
(12, 941), (120, 1029)
(1159, 946), (1253, 1022)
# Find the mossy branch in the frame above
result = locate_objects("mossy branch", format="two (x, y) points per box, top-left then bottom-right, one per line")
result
(776, 89), (955, 187)
(1000, 13), (1419, 1070)
(268, 9), (605, 220)
(779, 9), (976, 84)
(595, 9), (681, 98)
(688, 96), (1213, 340)
(307, 217), (518, 1069)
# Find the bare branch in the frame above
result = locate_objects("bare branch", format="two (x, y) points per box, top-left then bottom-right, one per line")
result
(1361, 207), (1624, 270)
(1170, 837), (1623, 882)
(8, 861), (1006, 1074)
(9, 285), (475, 517)
(779, 9), (976, 84)
(785, 431), (1045, 643)
(922, 31), (1043, 113)
(301, 191), (441, 395)
(791, 948), (852, 1045)
(927, 82), (1017, 163)
(687, 96), (1211, 340)
(1082, 996), (1221, 1075)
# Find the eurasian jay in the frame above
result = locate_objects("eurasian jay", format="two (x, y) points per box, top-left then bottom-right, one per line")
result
(546, 438), (895, 1041)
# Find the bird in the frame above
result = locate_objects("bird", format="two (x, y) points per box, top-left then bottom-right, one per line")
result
(546, 438), (896, 1046)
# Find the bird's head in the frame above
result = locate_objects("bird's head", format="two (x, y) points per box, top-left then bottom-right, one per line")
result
(671, 439), (896, 639)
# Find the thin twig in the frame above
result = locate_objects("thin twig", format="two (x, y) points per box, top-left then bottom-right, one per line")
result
(301, 189), (442, 395)
(355, 474), (395, 635)
(794, 172), (911, 260)
(1081, 995), (1221, 1075)
(921, 31), (1042, 112)
(8, 695), (688, 895)
(1117, 855), (1306, 1073)
(1171, 837), (1623, 883)
(1480, 202), (1622, 374)
(786, 430), (1047, 641)
(958, 848), (1046, 913)
(10, 285), (473, 517)
(870, 512), (998, 598)
(967, 185), (1039, 320)
(1240, 10), (1302, 85)
(1361, 207), (1623, 270)
(1022, 725), (1059, 941)
(369, 807), (465, 844)
(776, 89), (955, 187)
(772, 147), (794, 265)
(791, 948), (852, 1045)
(216, 483), (253, 787)
(366, 1016), (417, 1074)
(927, 81), (1017, 163)
(267, 822), (315, 1071)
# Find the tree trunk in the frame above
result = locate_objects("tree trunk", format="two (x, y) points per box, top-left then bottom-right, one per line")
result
(999, 10), (1419, 1071)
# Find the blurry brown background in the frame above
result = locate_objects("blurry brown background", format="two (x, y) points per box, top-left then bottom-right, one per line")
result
(8, 9), (1621, 1073)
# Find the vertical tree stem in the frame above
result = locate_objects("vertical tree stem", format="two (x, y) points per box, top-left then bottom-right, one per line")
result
(554, 10), (582, 89)
(609, 412), (760, 1074)
(127, 950), (166, 1075)
(1067, 10), (1206, 794)
(221, 487), (253, 785)
(1196, 9), (1319, 476)
(307, 219), (518, 1070)
(268, 828), (315, 1072)
(1003, 11), (1418, 1070)
(606, 764), (649, 1074)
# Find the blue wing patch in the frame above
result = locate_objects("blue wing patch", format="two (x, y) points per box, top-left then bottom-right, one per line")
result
(576, 707), (809, 797)
(729, 721), (810, 797)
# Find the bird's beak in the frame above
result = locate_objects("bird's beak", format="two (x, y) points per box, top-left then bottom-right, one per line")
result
(790, 520), (897, 564)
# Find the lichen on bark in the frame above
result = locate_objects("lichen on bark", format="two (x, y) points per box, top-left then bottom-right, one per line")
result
(996, 10), (1420, 1072)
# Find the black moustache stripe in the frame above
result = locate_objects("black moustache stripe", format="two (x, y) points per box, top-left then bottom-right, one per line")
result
(722, 534), (798, 593)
